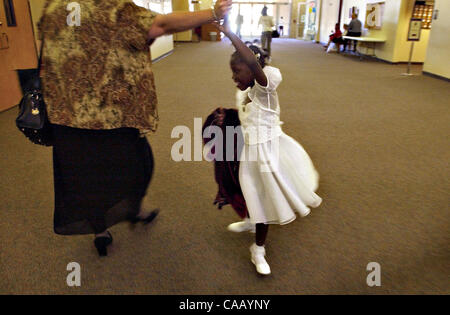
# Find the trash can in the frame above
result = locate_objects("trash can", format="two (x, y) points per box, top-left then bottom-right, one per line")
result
(306, 29), (315, 41)
(209, 32), (217, 41)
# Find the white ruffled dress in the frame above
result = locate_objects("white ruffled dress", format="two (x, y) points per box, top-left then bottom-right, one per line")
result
(237, 66), (322, 225)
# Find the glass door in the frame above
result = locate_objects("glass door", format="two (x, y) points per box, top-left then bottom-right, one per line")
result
(228, 2), (292, 38)
(297, 2), (307, 39)
(239, 3), (253, 36)
(229, 2), (277, 38)
(250, 4), (274, 37)
(304, 0), (318, 40)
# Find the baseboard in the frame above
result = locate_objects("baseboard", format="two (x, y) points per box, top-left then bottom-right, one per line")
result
(151, 50), (174, 64)
(423, 71), (450, 82)
(393, 61), (424, 65)
(370, 57), (424, 65)
(0, 103), (18, 114)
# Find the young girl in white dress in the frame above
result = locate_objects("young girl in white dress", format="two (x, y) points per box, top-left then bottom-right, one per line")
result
(215, 19), (322, 275)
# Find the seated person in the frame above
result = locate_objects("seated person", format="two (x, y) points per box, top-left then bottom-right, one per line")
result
(325, 23), (344, 53)
(345, 13), (362, 51)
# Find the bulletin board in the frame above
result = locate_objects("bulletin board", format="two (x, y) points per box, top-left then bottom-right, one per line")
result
(412, 1), (434, 29)
(407, 18), (422, 41)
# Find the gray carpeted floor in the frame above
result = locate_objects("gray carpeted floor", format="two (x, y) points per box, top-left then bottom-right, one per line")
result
(0, 39), (449, 294)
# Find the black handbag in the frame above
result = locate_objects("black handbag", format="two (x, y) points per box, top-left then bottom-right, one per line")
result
(16, 42), (53, 146)
(272, 30), (280, 38)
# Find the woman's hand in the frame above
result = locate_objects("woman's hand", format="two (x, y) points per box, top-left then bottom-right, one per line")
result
(214, 0), (233, 20)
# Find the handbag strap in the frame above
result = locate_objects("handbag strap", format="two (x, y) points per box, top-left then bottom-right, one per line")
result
(38, 40), (44, 73)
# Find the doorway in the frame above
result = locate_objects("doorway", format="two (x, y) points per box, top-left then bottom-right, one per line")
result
(0, 0), (38, 112)
(229, 1), (291, 38)
(296, 2), (307, 39)
(303, 0), (319, 41)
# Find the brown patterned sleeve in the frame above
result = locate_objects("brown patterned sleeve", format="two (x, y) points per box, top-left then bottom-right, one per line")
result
(116, 1), (158, 50)
(132, 3), (159, 30)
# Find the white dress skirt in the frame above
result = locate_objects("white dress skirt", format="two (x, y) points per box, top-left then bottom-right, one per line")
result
(237, 66), (322, 225)
(239, 132), (322, 225)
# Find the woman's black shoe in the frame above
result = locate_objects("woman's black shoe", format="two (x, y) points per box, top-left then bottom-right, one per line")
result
(94, 231), (113, 257)
(129, 209), (159, 225)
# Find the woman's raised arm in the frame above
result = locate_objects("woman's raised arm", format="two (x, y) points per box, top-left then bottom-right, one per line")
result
(147, 0), (232, 41)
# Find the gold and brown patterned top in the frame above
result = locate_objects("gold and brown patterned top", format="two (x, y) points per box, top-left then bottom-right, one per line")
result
(39, 0), (159, 133)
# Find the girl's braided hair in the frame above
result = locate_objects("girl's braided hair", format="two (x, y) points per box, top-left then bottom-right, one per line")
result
(230, 43), (267, 68)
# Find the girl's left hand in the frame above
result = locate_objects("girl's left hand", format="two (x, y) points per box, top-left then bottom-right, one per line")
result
(214, 15), (231, 35)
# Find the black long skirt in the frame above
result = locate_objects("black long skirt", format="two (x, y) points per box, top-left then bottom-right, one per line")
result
(52, 124), (154, 235)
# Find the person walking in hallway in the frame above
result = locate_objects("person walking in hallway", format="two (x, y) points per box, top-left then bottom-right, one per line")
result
(236, 12), (244, 38)
(258, 6), (274, 60)
(39, 0), (232, 256)
(279, 16), (285, 36)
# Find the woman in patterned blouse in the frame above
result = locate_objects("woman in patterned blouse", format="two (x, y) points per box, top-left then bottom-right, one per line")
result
(39, 0), (231, 256)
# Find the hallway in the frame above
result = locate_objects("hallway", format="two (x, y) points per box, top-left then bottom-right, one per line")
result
(0, 39), (448, 294)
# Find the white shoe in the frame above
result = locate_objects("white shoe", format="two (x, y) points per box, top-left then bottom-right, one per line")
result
(250, 243), (271, 275)
(227, 219), (256, 233)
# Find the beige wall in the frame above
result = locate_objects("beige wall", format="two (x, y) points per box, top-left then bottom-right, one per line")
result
(423, 0), (450, 79)
(394, 0), (431, 63)
(319, 0), (340, 43)
(172, 0), (192, 41)
(200, 0), (213, 10)
(336, 0), (436, 63)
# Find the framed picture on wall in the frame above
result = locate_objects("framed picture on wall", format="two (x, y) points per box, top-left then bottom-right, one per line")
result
(3, 0), (17, 27)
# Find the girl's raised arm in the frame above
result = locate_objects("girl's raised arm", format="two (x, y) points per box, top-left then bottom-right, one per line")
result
(216, 17), (267, 87)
